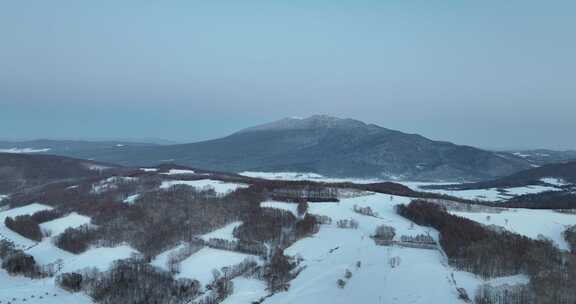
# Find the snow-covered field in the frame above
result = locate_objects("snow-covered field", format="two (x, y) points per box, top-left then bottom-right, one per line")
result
(0, 269), (94, 304)
(0, 203), (138, 304)
(123, 194), (140, 204)
(161, 169), (197, 175)
(241, 171), (568, 202)
(40, 212), (91, 236)
(450, 208), (576, 250)
(160, 179), (249, 196)
(261, 193), (489, 303)
(221, 277), (268, 304)
(400, 181), (562, 202)
(240, 171), (384, 184)
(0, 203), (53, 249)
(200, 221), (243, 242)
(140, 167), (158, 172)
(0, 147), (51, 153)
(176, 248), (255, 287)
(2, 182), (572, 303)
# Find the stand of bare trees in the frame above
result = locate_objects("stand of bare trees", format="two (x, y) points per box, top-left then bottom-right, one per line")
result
(397, 200), (576, 304)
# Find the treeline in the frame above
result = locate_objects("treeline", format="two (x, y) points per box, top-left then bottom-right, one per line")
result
(57, 258), (200, 304)
(4, 208), (67, 241)
(234, 207), (318, 248)
(52, 185), (262, 258)
(475, 284), (535, 304)
(54, 224), (100, 254)
(0, 239), (49, 277)
(5, 215), (43, 241)
(397, 200), (576, 304)
(500, 191), (576, 209)
(565, 225), (576, 253)
(269, 186), (339, 202)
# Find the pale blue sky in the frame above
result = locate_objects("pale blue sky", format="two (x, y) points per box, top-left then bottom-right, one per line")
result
(1, 1), (575, 149)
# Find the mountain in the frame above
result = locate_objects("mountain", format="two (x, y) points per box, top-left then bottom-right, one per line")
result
(16, 115), (525, 181)
(429, 160), (576, 190)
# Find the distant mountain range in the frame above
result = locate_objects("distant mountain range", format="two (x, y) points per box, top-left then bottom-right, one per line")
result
(426, 160), (576, 190)
(503, 149), (576, 166)
(0, 153), (123, 193)
(0, 115), (543, 181)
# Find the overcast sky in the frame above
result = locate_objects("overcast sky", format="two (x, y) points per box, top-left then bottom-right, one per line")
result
(1, 1), (575, 150)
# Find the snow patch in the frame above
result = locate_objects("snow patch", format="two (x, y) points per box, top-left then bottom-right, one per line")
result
(200, 221), (243, 242)
(39, 212), (91, 236)
(0, 147), (51, 153)
(123, 194), (140, 204)
(450, 208), (576, 250)
(140, 168), (158, 172)
(176, 248), (255, 286)
(400, 182), (561, 202)
(261, 201), (299, 216)
(541, 177), (569, 187)
(91, 176), (136, 194)
(161, 169), (197, 175)
(221, 277), (268, 304)
(240, 171), (383, 184)
(160, 179), (249, 195)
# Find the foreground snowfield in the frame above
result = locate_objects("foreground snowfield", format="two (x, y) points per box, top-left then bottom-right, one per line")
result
(1, 185), (575, 303)
(261, 193), (531, 303)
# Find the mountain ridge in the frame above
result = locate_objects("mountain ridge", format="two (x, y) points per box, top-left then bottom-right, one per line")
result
(0, 115), (533, 181)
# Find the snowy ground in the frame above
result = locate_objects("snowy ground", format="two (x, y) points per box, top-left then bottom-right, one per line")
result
(242, 171), (565, 203)
(540, 177), (570, 187)
(221, 277), (268, 304)
(39, 213), (91, 236)
(0, 203), (136, 304)
(161, 169), (197, 175)
(200, 221), (243, 242)
(0, 268), (94, 304)
(160, 179), (249, 196)
(450, 208), (576, 250)
(176, 248), (256, 287)
(259, 193), (540, 303)
(0, 203), (53, 249)
(152, 244), (258, 288)
(399, 181), (562, 202)
(140, 167), (158, 172)
(0, 147), (51, 153)
(240, 171), (384, 184)
(123, 194), (140, 204)
(3, 186), (565, 303)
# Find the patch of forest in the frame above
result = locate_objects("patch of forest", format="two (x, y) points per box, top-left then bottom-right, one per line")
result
(397, 200), (576, 304)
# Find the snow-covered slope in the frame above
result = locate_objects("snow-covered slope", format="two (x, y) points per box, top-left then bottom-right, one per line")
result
(259, 193), (517, 303)
(449, 208), (576, 250)
(0, 203), (138, 304)
(0, 203), (53, 249)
